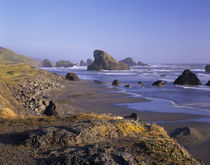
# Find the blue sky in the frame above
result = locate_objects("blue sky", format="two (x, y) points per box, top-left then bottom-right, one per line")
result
(0, 0), (210, 63)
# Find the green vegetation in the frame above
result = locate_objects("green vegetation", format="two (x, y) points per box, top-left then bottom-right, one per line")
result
(0, 47), (38, 65)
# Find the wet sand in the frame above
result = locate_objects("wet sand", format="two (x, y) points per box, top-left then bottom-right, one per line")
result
(47, 79), (210, 164)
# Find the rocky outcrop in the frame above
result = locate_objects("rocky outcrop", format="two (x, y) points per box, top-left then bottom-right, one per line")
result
(171, 127), (204, 145)
(138, 81), (143, 85)
(13, 71), (64, 116)
(124, 84), (131, 88)
(174, 70), (201, 85)
(112, 80), (121, 86)
(119, 57), (136, 66)
(41, 59), (53, 67)
(87, 58), (93, 65)
(66, 72), (79, 81)
(137, 61), (147, 66)
(43, 100), (62, 117)
(205, 65), (210, 72)
(152, 80), (166, 87)
(80, 60), (87, 66)
(87, 50), (130, 71)
(56, 60), (74, 67)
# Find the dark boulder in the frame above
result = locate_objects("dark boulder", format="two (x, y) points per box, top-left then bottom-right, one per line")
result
(206, 80), (210, 86)
(87, 58), (93, 65)
(152, 80), (166, 87)
(138, 81), (143, 85)
(112, 80), (121, 86)
(124, 113), (138, 121)
(41, 59), (53, 67)
(205, 64), (210, 72)
(124, 84), (131, 88)
(56, 60), (74, 67)
(173, 69), (201, 85)
(80, 60), (87, 66)
(43, 101), (61, 117)
(170, 127), (204, 145)
(87, 50), (130, 71)
(119, 57), (136, 66)
(66, 72), (79, 81)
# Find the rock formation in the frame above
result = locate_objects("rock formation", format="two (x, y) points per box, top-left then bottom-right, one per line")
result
(152, 80), (166, 87)
(174, 70), (201, 85)
(56, 60), (74, 67)
(206, 80), (210, 86)
(124, 84), (131, 88)
(137, 61), (147, 66)
(112, 80), (121, 86)
(205, 64), (210, 72)
(80, 60), (87, 66)
(41, 59), (53, 67)
(66, 72), (79, 81)
(87, 50), (130, 71)
(87, 58), (93, 65)
(124, 113), (138, 120)
(119, 57), (136, 66)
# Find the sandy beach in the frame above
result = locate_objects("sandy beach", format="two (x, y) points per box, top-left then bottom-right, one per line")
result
(46, 79), (210, 164)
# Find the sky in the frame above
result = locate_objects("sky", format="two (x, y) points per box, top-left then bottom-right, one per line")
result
(0, 0), (210, 64)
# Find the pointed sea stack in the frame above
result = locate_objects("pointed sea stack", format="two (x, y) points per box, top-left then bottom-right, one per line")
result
(87, 50), (130, 71)
(174, 69), (201, 85)
(119, 57), (136, 66)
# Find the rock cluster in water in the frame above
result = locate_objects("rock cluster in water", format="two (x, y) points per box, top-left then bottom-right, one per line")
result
(87, 50), (130, 71)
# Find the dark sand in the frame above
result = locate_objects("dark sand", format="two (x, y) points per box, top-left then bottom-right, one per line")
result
(47, 80), (210, 164)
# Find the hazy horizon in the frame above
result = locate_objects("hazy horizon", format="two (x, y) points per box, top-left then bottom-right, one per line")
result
(0, 0), (210, 64)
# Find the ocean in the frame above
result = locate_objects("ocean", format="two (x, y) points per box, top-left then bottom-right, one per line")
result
(40, 64), (210, 123)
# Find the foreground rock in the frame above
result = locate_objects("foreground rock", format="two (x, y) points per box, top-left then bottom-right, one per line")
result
(66, 72), (79, 81)
(171, 127), (204, 146)
(87, 50), (130, 71)
(10, 115), (200, 165)
(124, 113), (138, 120)
(43, 100), (62, 117)
(112, 79), (121, 86)
(80, 60), (87, 66)
(56, 60), (74, 67)
(174, 70), (201, 85)
(41, 59), (53, 67)
(152, 80), (166, 87)
(119, 57), (136, 66)
(205, 64), (210, 72)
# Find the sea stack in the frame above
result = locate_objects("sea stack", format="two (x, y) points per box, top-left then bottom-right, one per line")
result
(56, 60), (74, 67)
(87, 50), (130, 71)
(41, 59), (53, 67)
(86, 58), (93, 65)
(205, 65), (210, 73)
(80, 60), (87, 66)
(174, 69), (201, 85)
(119, 57), (136, 66)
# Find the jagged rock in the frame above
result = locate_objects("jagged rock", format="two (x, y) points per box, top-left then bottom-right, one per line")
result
(138, 81), (143, 85)
(205, 64), (210, 72)
(56, 60), (74, 67)
(137, 61), (147, 66)
(66, 72), (79, 81)
(87, 50), (130, 71)
(41, 59), (53, 67)
(174, 70), (201, 85)
(80, 60), (87, 66)
(171, 127), (204, 145)
(112, 80), (121, 86)
(43, 100), (61, 116)
(119, 57), (136, 66)
(124, 84), (131, 88)
(124, 113), (138, 120)
(206, 80), (210, 86)
(152, 80), (166, 87)
(87, 58), (93, 65)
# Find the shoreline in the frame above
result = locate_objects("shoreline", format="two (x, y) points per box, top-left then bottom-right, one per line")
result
(46, 78), (210, 164)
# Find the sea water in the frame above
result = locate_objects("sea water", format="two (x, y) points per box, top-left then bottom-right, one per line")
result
(40, 64), (210, 123)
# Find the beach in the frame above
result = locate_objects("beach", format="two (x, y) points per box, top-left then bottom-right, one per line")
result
(46, 79), (210, 164)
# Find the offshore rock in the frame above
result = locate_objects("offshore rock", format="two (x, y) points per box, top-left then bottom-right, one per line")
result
(41, 59), (53, 67)
(119, 57), (136, 66)
(87, 50), (130, 71)
(205, 64), (210, 72)
(56, 60), (74, 67)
